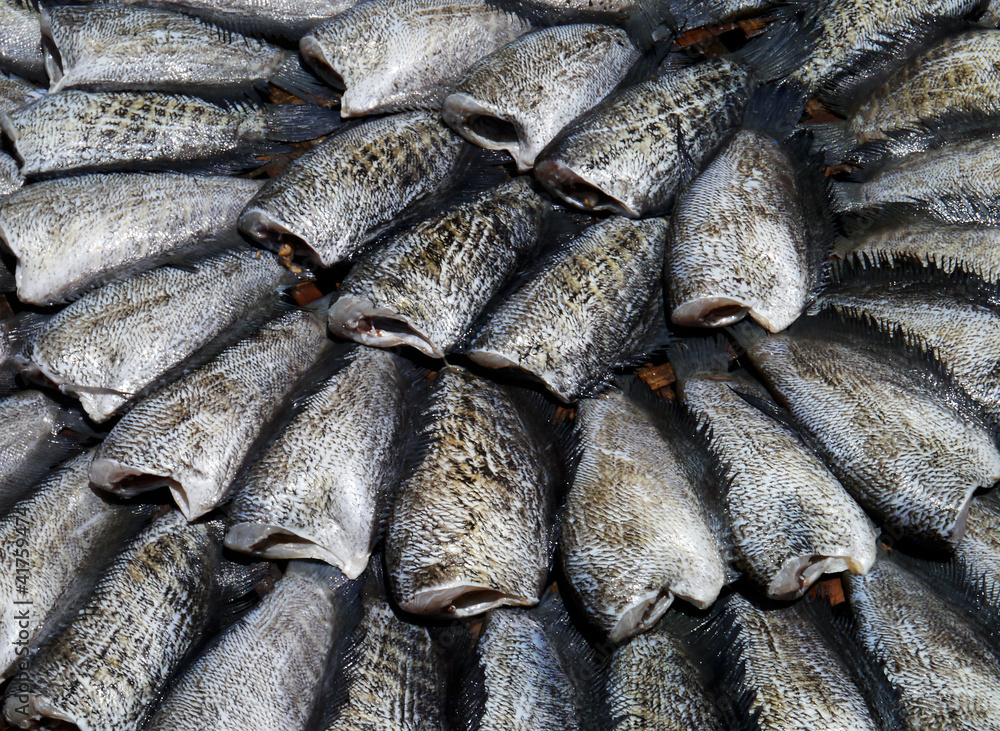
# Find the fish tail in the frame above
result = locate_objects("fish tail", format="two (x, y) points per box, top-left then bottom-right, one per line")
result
(742, 82), (807, 141)
(806, 119), (856, 166)
(264, 102), (342, 143)
(666, 335), (733, 383)
(732, 3), (817, 84)
(267, 55), (340, 107)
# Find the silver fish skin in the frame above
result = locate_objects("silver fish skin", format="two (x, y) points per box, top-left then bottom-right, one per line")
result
(329, 177), (549, 358)
(442, 25), (640, 172)
(810, 30), (1000, 162)
(1, 90), (337, 177)
(604, 614), (723, 731)
(0, 451), (154, 681)
(0, 0), (44, 83)
(0, 153), (21, 196)
(322, 564), (447, 731)
(467, 216), (668, 404)
(19, 249), (298, 423)
(2, 511), (248, 731)
(146, 562), (356, 731)
(835, 217), (1000, 284)
(239, 112), (471, 268)
(534, 57), (754, 217)
(730, 316), (1000, 547)
(0, 72), (40, 117)
(460, 591), (596, 731)
(41, 4), (293, 95)
(812, 261), (1000, 423)
(845, 553), (1000, 730)
(386, 366), (562, 618)
(0, 172), (262, 306)
(226, 346), (411, 580)
(713, 594), (886, 730)
(300, 0), (533, 118)
(90, 307), (332, 521)
(560, 384), (729, 643)
(669, 338), (877, 600)
(834, 137), (1000, 226)
(667, 126), (826, 332)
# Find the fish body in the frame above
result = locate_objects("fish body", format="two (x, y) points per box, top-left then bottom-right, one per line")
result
(730, 316), (1000, 547)
(1, 90), (338, 177)
(146, 562), (357, 731)
(0, 153), (21, 196)
(0, 72), (39, 116)
(329, 177), (549, 358)
(560, 384), (729, 642)
(0, 0), (44, 82)
(20, 249), (298, 422)
(91, 307), (332, 520)
(239, 112), (471, 268)
(226, 346), (412, 580)
(301, 0), (533, 117)
(467, 216), (668, 403)
(442, 25), (640, 171)
(0, 172), (262, 305)
(670, 338), (877, 599)
(534, 57), (754, 217)
(386, 366), (562, 618)
(41, 4), (293, 94)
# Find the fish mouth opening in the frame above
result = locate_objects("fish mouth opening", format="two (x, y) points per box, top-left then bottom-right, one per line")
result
(610, 587), (675, 643)
(90, 459), (174, 497)
(768, 555), (851, 600)
(328, 296), (443, 358)
(405, 583), (534, 618)
(239, 209), (317, 262)
(468, 114), (519, 146)
(225, 521), (362, 572)
(534, 160), (635, 217)
(299, 37), (346, 94)
(39, 10), (65, 92)
(671, 297), (750, 328)
(4, 690), (80, 730)
(466, 348), (574, 403)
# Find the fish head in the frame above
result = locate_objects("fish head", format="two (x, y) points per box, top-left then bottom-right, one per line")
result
(534, 158), (639, 217)
(442, 92), (532, 172)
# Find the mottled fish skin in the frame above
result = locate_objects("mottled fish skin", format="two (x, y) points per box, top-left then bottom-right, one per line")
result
(0, 153), (21, 196)
(329, 177), (549, 358)
(0, 451), (154, 681)
(730, 316), (1000, 547)
(0, 0), (44, 83)
(603, 614), (723, 731)
(386, 366), (562, 618)
(226, 346), (411, 580)
(667, 128), (825, 332)
(835, 137), (1000, 226)
(467, 216), (668, 404)
(240, 112), (471, 268)
(146, 562), (356, 731)
(301, 0), (532, 118)
(91, 307), (332, 521)
(322, 564), (447, 731)
(560, 386), (728, 643)
(812, 261), (1000, 423)
(954, 491), (1000, 616)
(21, 249), (298, 423)
(0, 90), (334, 177)
(0, 172), (262, 306)
(442, 25), (640, 172)
(669, 339), (877, 600)
(534, 57), (754, 217)
(845, 553), (1000, 730)
(41, 4), (293, 94)
(715, 595), (885, 731)
(458, 591), (595, 731)
(0, 72), (40, 117)
(2, 511), (242, 731)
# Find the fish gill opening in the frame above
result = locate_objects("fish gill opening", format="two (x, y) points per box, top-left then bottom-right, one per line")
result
(467, 114), (519, 146)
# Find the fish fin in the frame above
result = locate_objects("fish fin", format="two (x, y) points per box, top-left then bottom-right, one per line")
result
(787, 130), (838, 290)
(266, 55), (339, 106)
(447, 619), (487, 731)
(666, 334), (734, 383)
(731, 3), (817, 84)
(725, 318), (769, 354)
(620, 0), (677, 53)
(0, 264), (13, 293)
(742, 82), (806, 142)
(263, 102), (342, 142)
(4, 311), (48, 360)
(805, 118), (857, 166)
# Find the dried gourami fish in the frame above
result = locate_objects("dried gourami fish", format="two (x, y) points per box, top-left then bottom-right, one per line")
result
(16, 249), (298, 423)
(560, 380), (729, 643)
(442, 25), (640, 172)
(240, 112), (472, 268)
(386, 366), (562, 618)
(329, 177), (549, 358)
(146, 562), (359, 731)
(730, 315), (1000, 547)
(666, 87), (831, 332)
(91, 305), (332, 520)
(301, 0), (533, 117)
(0, 451), (154, 681)
(0, 172), (262, 305)
(1, 90), (339, 177)
(534, 56), (754, 217)
(467, 215), (668, 403)
(2, 511), (266, 731)
(226, 346), (413, 580)
(0, 0), (44, 82)
(40, 4), (313, 96)
(669, 337), (877, 600)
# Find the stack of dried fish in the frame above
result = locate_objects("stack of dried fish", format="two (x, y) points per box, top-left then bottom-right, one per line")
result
(0, 0), (999, 729)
